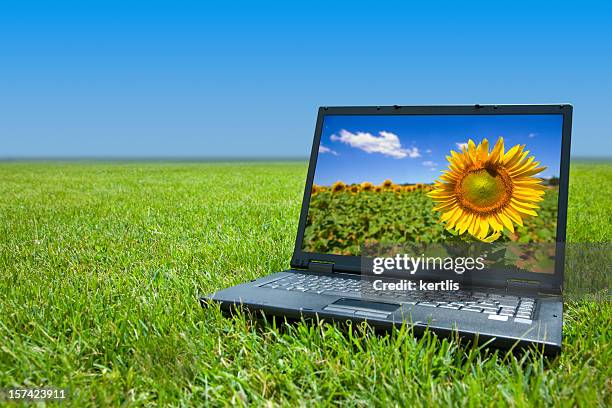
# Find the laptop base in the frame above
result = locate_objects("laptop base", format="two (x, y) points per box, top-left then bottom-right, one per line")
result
(201, 270), (562, 356)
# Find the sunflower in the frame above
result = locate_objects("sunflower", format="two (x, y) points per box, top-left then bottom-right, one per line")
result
(393, 185), (403, 193)
(349, 185), (360, 193)
(382, 179), (393, 189)
(428, 137), (546, 242)
(331, 181), (346, 193)
(361, 182), (374, 192)
(311, 184), (320, 195)
(403, 185), (415, 192)
(374, 186), (383, 192)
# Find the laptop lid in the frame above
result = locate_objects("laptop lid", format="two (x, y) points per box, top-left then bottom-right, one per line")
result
(291, 105), (572, 293)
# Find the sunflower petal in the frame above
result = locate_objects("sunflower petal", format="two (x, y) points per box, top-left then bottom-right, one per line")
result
(440, 207), (458, 222)
(488, 215), (503, 231)
(511, 204), (538, 217)
(468, 215), (479, 236)
(498, 213), (515, 233)
(481, 231), (502, 243)
(489, 137), (505, 163)
(506, 149), (529, 169)
(458, 213), (473, 234)
(477, 139), (489, 162)
(504, 207), (524, 227)
(503, 144), (522, 163)
(478, 217), (489, 239)
(511, 198), (539, 209)
(511, 166), (547, 178)
(447, 208), (464, 229)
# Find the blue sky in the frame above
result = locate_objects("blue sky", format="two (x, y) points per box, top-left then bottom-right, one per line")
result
(313, 114), (563, 185)
(0, 1), (611, 158)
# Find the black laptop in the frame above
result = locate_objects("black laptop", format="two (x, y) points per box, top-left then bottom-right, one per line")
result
(202, 104), (572, 355)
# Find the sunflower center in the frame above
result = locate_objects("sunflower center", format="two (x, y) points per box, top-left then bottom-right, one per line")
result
(458, 167), (511, 212)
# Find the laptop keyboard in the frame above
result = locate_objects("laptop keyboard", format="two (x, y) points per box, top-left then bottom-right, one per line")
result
(260, 273), (536, 319)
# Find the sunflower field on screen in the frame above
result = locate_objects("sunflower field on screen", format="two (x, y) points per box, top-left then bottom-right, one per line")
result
(303, 138), (559, 256)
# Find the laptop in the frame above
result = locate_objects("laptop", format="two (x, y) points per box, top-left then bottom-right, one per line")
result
(202, 104), (572, 355)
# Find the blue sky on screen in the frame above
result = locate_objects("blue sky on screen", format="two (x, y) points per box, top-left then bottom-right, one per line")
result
(313, 115), (563, 185)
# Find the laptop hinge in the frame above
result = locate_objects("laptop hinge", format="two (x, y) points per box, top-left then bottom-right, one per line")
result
(308, 261), (334, 273)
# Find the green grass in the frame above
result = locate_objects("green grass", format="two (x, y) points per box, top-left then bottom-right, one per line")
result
(0, 161), (610, 406)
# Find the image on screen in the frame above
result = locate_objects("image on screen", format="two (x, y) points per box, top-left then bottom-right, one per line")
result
(302, 114), (563, 270)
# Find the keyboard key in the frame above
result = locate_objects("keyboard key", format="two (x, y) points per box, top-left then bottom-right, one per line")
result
(439, 304), (460, 309)
(322, 290), (361, 297)
(494, 293), (517, 299)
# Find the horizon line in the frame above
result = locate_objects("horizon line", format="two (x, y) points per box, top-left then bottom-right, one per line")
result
(0, 155), (611, 162)
(0, 156), (311, 162)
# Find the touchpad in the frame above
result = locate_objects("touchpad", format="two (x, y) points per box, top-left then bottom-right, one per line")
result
(324, 298), (400, 318)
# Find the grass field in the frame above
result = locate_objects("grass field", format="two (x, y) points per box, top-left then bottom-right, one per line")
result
(0, 161), (610, 406)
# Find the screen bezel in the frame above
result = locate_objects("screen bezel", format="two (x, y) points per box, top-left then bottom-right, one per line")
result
(291, 105), (572, 292)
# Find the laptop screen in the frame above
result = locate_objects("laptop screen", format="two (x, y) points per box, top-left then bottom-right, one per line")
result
(302, 113), (564, 273)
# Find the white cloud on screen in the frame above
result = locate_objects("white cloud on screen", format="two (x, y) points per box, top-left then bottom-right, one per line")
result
(319, 145), (338, 156)
(422, 160), (438, 171)
(330, 129), (420, 159)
